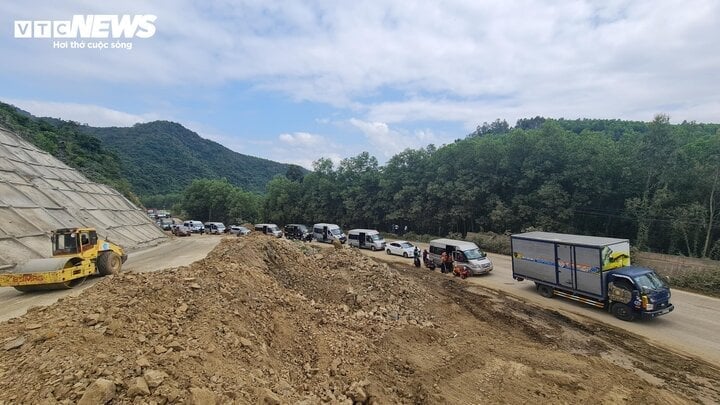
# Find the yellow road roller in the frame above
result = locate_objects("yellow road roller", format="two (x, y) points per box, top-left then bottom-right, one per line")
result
(0, 228), (127, 292)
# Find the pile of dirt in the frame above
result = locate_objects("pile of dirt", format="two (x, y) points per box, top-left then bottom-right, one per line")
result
(1, 234), (719, 404)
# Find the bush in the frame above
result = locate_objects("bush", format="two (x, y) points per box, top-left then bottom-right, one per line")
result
(470, 232), (512, 255)
(661, 271), (720, 298)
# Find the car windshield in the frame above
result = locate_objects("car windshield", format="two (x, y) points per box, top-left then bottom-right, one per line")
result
(464, 248), (486, 260)
(331, 228), (342, 235)
(239, 227), (248, 232)
(370, 234), (382, 241)
(634, 272), (667, 292)
(298, 225), (308, 232)
(270, 225), (279, 232)
(400, 242), (413, 248)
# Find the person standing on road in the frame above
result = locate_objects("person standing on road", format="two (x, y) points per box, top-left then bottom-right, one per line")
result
(440, 250), (448, 273)
(422, 249), (429, 267)
(413, 247), (421, 267)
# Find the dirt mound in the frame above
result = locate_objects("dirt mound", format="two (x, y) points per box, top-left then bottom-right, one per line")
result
(1, 234), (719, 404)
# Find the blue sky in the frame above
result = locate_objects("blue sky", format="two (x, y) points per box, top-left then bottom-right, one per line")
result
(1, 1), (719, 168)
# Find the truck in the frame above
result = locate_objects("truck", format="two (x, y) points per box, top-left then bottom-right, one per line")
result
(0, 227), (127, 292)
(511, 232), (674, 321)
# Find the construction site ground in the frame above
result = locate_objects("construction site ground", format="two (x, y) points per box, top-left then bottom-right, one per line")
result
(1, 234), (719, 404)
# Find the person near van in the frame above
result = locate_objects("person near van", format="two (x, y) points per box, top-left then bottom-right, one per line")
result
(444, 251), (454, 274)
(440, 251), (448, 273)
(413, 247), (420, 267)
(422, 249), (429, 266)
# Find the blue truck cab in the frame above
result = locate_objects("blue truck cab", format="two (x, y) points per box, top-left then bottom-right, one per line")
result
(511, 232), (674, 321)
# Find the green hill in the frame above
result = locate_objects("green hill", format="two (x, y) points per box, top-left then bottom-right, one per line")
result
(0, 102), (301, 199)
(86, 121), (296, 195)
(0, 102), (139, 203)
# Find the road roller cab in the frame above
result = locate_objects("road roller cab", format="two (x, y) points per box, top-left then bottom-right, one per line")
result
(0, 227), (127, 292)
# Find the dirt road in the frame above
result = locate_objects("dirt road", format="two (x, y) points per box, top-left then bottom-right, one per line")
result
(323, 241), (720, 367)
(0, 235), (221, 323)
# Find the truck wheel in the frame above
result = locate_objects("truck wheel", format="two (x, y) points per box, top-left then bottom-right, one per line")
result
(371, 245), (377, 251)
(97, 252), (122, 276)
(537, 284), (554, 298)
(611, 303), (635, 322)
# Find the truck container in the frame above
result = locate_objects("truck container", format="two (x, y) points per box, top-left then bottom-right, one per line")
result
(511, 232), (673, 321)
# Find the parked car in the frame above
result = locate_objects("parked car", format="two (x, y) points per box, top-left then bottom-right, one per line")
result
(255, 223), (283, 237)
(312, 223), (346, 244)
(158, 218), (173, 230)
(172, 225), (192, 237)
(183, 220), (205, 233)
(229, 225), (251, 235)
(348, 229), (386, 251)
(284, 224), (310, 240)
(386, 240), (416, 257)
(204, 222), (226, 234)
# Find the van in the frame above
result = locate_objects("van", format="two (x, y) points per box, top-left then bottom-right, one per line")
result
(348, 229), (385, 251)
(255, 223), (282, 237)
(204, 222), (226, 234)
(312, 223), (346, 244)
(428, 238), (493, 275)
(284, 224), (310, 240)
(183, 220), (205, 233)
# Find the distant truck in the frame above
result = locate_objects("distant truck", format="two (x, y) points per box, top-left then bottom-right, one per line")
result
(511, 232), (674, 321)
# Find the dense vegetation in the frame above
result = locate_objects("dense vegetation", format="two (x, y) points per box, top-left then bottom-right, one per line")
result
(86, 121), (302, 196)
(0, 102), (140, 205)
(258, 115), (720, 259)
(5, 99), (719, 260)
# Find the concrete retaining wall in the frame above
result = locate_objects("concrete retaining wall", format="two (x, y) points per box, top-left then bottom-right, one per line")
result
(0, 126), (167, 267)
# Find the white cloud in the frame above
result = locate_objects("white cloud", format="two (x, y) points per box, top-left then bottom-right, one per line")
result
(1, 0), (718, 164)
(349, 118), (447, 157)
(270, 132), (344, 169)
(278, 132), (322, 146)
(4, 99), (158, 127)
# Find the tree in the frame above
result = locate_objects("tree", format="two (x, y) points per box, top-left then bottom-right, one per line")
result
(286, 164), (305, 182)
(624, 114), (677, 250)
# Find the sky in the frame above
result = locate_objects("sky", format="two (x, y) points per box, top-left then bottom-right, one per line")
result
(1, 1), (719, 169)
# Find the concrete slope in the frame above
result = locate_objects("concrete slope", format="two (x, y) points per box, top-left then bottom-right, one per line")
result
(0, 126), (166, 268)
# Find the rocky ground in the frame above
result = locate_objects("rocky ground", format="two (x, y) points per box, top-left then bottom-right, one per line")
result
(0, 234), (718, 404)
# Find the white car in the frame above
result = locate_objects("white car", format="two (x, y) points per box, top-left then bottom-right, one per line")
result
(386, 240), (415, 258)
(229, 225), (251, 235)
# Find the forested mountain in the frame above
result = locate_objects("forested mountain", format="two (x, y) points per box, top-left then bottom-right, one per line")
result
(261, 116), (720, 258)
(0, 102), (139, 203)
(85, 121), (300, 195)
(0, 102), (302, 203)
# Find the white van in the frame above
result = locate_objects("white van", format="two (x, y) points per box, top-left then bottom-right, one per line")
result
(312, 223), (346, 244)
(348, 229), (385, 251)
(204, 222), (226, 234)
(428, 238), (493, 275)
(255, 223), (282, 237)
(183, 220), (205, 233)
